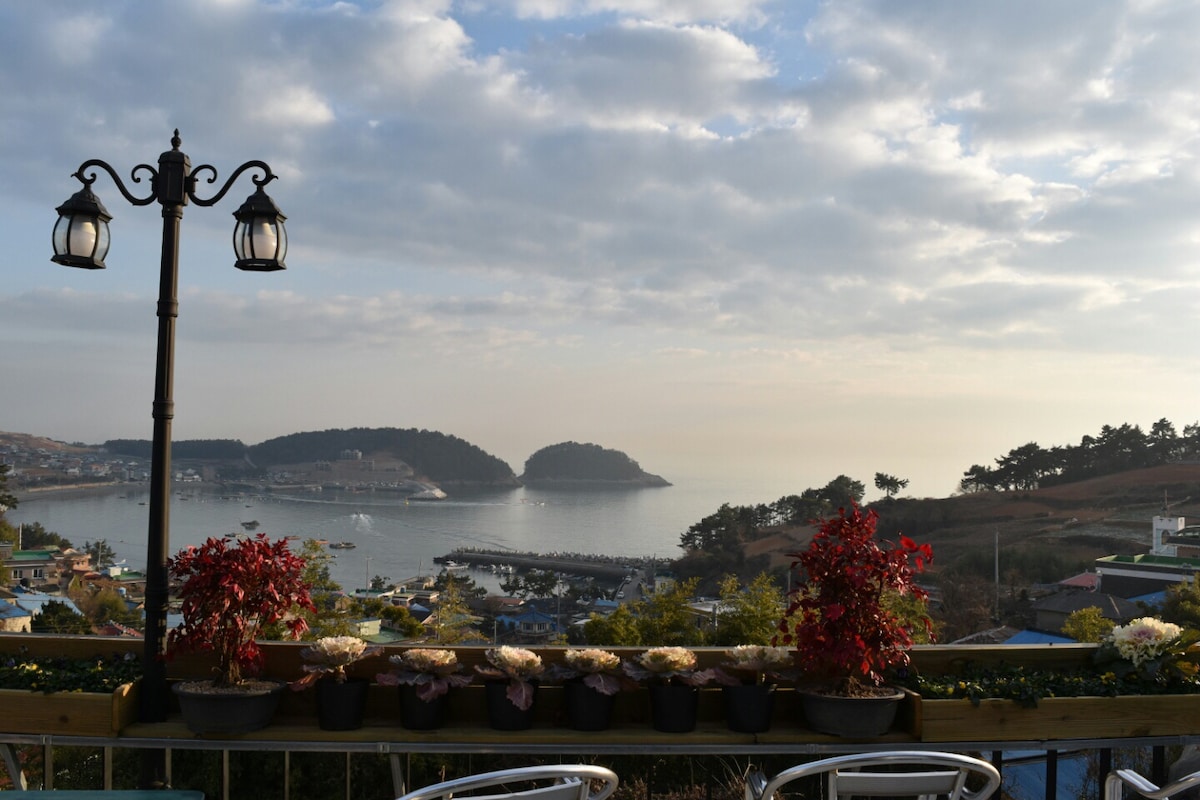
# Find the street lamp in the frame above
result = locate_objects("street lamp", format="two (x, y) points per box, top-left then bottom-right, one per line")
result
(50, 130), (287, 760)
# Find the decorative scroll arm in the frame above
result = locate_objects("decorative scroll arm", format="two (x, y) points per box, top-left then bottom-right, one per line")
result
(188, 160), (277, 207)
(71, 159), (158, 206)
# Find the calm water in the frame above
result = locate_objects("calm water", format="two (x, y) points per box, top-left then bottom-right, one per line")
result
(9, 478), (752, 592)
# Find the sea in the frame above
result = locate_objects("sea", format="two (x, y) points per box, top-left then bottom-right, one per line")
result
(7, 476), (772, 594)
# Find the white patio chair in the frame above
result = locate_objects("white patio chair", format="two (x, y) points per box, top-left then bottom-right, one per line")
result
(1105, 768), (1200, 800)
(745, 751), (1000, 800)
(396, 765), (619, 800)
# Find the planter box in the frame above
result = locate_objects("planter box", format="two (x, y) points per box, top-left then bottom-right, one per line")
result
(0, 681), (139, 736)
(913, 693), (1200, 742)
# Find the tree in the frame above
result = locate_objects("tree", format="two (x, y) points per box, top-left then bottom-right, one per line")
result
(295, 538), (353, 639)
(1161, 576), (1200, 631)
(1062, 607), (1113, 643)
(500, 573), (525, 597)
(819, 475), (865, 509)
(522, 569), (560, 599)
(379, 604), (426, 638)
(83, 539), (116, 568)
(78, 587), (143, 629)
(711, 573), (784, 646)
(873, 473), (909, 499)
(13, 522), (71, 550)
(432, 578), (476, 644)
(582, 604), (642, 646)
(31, 599), (92, 634)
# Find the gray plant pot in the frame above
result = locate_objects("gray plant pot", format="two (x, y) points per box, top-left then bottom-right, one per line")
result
(173, 680), (285, 734)
(799, 687), (904, 737)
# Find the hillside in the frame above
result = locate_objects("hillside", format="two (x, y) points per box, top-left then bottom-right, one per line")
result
(696, 463), (1200, 595)
(739, 464), (1200, 585)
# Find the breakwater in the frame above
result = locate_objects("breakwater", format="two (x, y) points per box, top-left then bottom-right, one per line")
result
(435, 548), (651, 580)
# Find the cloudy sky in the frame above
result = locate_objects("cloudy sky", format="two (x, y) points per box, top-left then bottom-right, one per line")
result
(3, 0), (1200, 501)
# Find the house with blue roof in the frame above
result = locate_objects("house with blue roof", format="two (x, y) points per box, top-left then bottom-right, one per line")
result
(0, 599), (32, 632)
(496, 608), (559, 643)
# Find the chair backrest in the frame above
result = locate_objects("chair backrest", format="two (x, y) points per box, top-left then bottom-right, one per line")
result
(396, 765), (619, 800)
(746, 751), (1000, 800)
(1105, 768), (1200, 800)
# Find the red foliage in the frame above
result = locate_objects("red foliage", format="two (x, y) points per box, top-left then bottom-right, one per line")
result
(167, 534), (317, 687)
(774, 504), (933, 691)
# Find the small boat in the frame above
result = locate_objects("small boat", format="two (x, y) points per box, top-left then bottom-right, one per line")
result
(442, 560), (467, 571)
(241, 520), (260, 530)
(328, 541), (357, 549)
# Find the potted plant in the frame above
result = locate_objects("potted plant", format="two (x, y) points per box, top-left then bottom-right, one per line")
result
(711, 645), (793, 733)
(551, 648), (627, 731)
(167, 534), (317, 733)
(475, 646), (544, 730)
(623, 646), (714, 733)
(0, 649), (142, 736)
(1094, 617), (1200, 685)
(377, 648), (472, 730)
(774, 503), (933, 737)
(290, 635), (381, 730)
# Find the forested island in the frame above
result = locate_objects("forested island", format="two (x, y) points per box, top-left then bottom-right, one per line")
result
(520, 442), (671, 487)
(95, 429), (668, 491)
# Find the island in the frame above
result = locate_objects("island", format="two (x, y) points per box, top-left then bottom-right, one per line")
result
(519, 442), (670, 488)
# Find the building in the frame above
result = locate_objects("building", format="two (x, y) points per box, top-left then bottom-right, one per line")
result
(1095, 513), (1200, 598)
(1029, 589), (1140, 633)
(0, 599), (31, 632)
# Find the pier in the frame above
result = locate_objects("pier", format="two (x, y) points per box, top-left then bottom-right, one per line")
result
(434, 548), (647, 580)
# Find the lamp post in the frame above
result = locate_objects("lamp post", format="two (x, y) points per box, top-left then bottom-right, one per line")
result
(51, 130), (287, 782)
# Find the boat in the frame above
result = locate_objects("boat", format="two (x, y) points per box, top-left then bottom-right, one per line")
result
(329, 541), (356, 550)
(441, 560), (467, 571)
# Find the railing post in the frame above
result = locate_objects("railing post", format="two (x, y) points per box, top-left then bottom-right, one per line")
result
(1045, 750), (1058, 800)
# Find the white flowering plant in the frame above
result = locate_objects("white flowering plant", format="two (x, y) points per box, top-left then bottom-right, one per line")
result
(377, 648), (473, 702)
(290, 636), (382, 690)
(1094, 617), (1200, 687)
(475, 646), (544, 710)
(622, 646), (714, 687)
(712, 645), (795, 687)
(549, 648), (628, 696)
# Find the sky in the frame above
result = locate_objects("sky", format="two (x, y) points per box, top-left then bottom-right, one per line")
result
(3, 0), (1200, 502)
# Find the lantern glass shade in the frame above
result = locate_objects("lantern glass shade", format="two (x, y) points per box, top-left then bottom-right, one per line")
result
(232, 186), (287, 271)
(51, 186), (112, 270)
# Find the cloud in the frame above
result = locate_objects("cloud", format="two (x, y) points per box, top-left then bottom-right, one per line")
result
(6, 1), (1200, 495)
